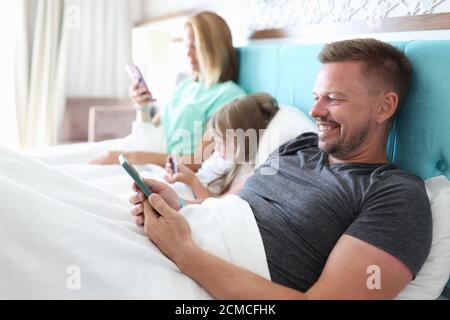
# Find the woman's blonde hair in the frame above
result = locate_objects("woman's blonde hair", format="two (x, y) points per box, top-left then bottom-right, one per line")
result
(208, 93), (279, 195)
(186, 11), (238, 87)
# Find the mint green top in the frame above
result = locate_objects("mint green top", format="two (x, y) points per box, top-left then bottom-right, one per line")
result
(161, 78), (246, 155)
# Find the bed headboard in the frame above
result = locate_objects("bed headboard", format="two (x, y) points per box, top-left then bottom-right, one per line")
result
(237, 40), (450, 182)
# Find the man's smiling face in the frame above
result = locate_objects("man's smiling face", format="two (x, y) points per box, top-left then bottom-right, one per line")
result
(310, 61), (383, 160)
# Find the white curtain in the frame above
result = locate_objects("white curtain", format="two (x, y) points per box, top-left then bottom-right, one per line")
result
(0, 0), (20, 149)
(66, 0), (146, 98)
(15, 0), (69, 149)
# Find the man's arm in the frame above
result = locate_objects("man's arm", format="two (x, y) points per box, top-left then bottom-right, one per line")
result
(144, 196), (413, 300)
(174, 241), (307, 300)
(306, 235), (412, 299)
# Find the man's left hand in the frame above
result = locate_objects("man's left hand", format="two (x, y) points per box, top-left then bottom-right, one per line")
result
(143, 194), (195, 264)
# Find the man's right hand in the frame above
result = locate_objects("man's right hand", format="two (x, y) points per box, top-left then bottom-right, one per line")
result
(129, 80), (152, 107)
(129, 178), (181, 226)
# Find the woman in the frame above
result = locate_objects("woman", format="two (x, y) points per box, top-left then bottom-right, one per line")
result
(91, 11), (246, 171)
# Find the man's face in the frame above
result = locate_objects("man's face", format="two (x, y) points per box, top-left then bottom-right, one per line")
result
(310, 61), (382, 160)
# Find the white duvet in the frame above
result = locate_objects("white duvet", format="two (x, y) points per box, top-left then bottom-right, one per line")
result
(0, 146), (270, 299)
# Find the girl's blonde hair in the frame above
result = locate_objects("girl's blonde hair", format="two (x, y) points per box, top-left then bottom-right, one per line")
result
(186, 11), (238, 87)
(209, 93), (279, 195)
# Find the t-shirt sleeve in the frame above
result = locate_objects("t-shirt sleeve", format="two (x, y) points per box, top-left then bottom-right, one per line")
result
(345, 174), (432, 277)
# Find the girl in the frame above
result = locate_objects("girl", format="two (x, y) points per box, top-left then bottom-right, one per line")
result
(164, 93), (279, 201)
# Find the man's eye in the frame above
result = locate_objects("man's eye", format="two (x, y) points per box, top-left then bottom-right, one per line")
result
(329, 97), (338, 104)
(313, 96), (319, 102)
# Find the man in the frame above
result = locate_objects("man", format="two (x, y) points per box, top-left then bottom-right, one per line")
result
(129, 38), (432, 299)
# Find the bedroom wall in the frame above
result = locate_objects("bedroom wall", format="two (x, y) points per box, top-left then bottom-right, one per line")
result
(144, 0), (450, 22)
(142, 0), (450, 42)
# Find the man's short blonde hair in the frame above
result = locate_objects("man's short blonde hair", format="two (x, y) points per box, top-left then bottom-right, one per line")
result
(319, 38), (412, 109)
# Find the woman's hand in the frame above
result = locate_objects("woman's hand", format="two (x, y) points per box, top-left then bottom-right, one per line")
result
(142, 194), (195, 264)
(89, 151), (122, 165)
(129, 80), (152, 107)
(164, 157), (197, 186)
(129, 178), (181, 226)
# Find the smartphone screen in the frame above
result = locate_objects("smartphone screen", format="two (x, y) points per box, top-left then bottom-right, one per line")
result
(126, 64), (157, 107)
(170, 152), (179, 175)
(119, 154), (152, 197)
(125, 64), (148, 89)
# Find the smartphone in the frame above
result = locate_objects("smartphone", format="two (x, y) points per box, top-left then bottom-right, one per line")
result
(169, 152), (179, 175)
(118, 154), (152, 197)
(125, 64), (156, 101)
(126, 64), (148, 89)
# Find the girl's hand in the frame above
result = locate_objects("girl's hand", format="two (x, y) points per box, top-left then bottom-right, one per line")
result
(165, 158), (197, 186)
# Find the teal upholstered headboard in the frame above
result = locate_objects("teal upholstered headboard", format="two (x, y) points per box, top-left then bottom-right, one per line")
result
(237, 40), (450, 293)
(237, 40), (450, 181)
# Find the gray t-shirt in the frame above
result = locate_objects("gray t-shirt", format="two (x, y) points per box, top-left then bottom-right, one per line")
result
(239, 132), (432, 292)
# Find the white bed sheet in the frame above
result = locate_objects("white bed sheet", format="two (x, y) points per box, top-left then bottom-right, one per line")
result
(27, 132), (196, 201)
(0, 146), (270, 299)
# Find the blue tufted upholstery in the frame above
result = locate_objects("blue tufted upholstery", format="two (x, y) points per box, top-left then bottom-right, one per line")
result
(237, 40), (450, 291)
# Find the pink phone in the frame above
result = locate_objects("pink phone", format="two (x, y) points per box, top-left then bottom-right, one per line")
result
(125, 64), (155, 101)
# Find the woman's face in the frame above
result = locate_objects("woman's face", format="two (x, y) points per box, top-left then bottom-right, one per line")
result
(183, 24), (199, 72)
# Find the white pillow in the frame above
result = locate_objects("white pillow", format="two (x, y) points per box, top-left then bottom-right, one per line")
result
(255, 106), (317, 167)
(396, 175), (450, 300)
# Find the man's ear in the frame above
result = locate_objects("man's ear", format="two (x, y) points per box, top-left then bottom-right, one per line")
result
(376, 92), (398, 125)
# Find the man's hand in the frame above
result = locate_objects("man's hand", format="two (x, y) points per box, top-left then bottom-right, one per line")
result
(89, 151), (122, 165)
(142, 194), (195, 264)
(129, 178), (180, 226)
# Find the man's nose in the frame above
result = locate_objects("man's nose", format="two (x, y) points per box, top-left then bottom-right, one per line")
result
(310, 98), (328, 119)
